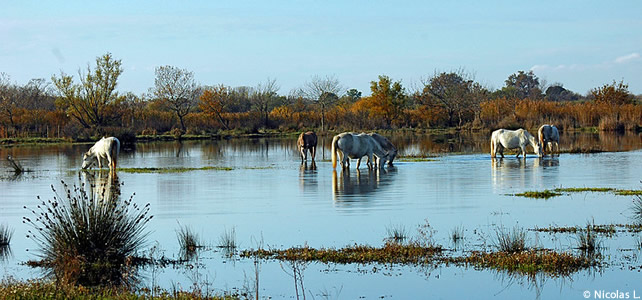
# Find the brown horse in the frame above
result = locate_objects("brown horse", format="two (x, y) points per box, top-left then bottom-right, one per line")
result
(297, 131), (318, 162)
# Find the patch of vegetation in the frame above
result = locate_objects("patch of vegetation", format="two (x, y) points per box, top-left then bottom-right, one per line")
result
(512, 190), (562, 199)
(0, 137), (72, 145)
(451, 226), (465, 244)
(217, 227), (237, 252)
(397, 157), (439, 162)
(457, 249), (596, 276)
(553, 187), (615, 193)
(176, 224), (202, 260)
(0, 224), (12, 246)
(615, 189), (642, 196)
(118, 166), (233, 173)
(0, 278), (238, 299)
(494, 226), (528, 253)
(384, 224), (408, 244)
(633, 196), (642, 224)
(23, 181), (152, 286)
(576, 223), (601, 254)
(560, 147), (604, 154)
(532, 223), (639, 234)
(241, 242), (444, 265)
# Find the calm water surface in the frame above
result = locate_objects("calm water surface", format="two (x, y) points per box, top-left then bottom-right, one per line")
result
(1, 131), (641, 299)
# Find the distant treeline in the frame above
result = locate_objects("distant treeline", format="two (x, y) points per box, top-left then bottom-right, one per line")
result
(1, 53), (640, 141)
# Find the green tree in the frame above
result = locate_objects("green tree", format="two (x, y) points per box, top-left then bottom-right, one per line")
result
(151, 65), (199, 131)
(502, 70), (543, 99)
(51, 53), (124, 129)
(369, 75), (407, 127)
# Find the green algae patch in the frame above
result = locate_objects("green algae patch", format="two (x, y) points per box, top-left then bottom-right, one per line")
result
(241, 242), (443, 265)
(512, 190), (562, 199)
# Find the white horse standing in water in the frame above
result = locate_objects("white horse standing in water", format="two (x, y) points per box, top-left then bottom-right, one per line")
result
(538, 124), (559, 156)
(368, 133), (398, 166)
(332, 132), (388, 169)
(490, 129), (541, 158)
(82, 137), (120, 171)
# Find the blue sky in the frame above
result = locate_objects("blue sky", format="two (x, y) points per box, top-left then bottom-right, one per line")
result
(2, 0), (641, 96)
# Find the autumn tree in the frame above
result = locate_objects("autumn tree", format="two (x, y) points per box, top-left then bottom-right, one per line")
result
(369, 75), (407, 127)
(303, 75), (343, 131)
(51, 53), (124, 129)
(421, 70), (487, 127)
(199, 84), (231, 130)
(590, 80), (634, 105)
(251, 78), (279, 128)
(151, 65), (199, 131)
(0, 73), (19, 131)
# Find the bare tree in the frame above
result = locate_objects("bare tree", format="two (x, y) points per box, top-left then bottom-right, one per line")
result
(251, 78), (279, 128)
(303, 75), (343, 131)
(0, 73), (18, 131)
(151, 66), (199, 131)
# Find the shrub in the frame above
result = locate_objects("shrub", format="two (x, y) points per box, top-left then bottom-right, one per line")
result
(23, 181), (152, 286)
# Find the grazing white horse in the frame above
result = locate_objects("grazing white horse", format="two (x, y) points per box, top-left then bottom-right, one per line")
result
(332, 132), (388, 169)
(538, 124), (559, 156)
(490, 129), (541, 158)
(297, 131), (318, 162)
(82, 137), (120, 171)
(368, 133), (398, 166)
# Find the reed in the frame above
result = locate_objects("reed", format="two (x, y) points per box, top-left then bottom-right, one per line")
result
(385, 224), (408, 244)
(177, 224), (201, 260)
(218, 227), (237, 250)
(494, 226), (528, 253)
(23, 181), (152, 286)
(576, 222), (602, 254)
(0, 224), (12, 246)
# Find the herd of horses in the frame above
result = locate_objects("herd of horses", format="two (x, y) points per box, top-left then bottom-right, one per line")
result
(81, 125), (559, 172)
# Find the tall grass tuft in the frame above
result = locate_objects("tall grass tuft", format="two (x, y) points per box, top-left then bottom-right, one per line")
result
(0, 224), (12, 246)
(177, 223), (201, 260)
(632, 196), (642, 225)
(23, 181), (152, 286)
(217, 227), (237, 251)
(494, 226), (528, 253)
(451, 225), (465, 244)
(576, 222), (601, 254)
(385, 224), (408, 244)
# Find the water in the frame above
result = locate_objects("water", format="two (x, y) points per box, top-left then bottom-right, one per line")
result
(1, 131), (641, 299)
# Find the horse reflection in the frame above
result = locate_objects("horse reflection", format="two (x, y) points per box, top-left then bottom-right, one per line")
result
(299, 161), (318, 192)
(332, 168), (396, 203)
(80, 170), (121, 202)
(491, 157), (559, 192)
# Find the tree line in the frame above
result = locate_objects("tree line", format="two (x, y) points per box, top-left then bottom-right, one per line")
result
(1, 53), (640, 141)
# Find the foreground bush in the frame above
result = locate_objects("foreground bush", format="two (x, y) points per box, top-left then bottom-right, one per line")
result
(23, 181), (152, 286)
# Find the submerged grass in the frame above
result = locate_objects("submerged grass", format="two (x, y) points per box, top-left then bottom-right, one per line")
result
(0, 278), (238, 299)
(458, 250), (596, 276)
(384, 224), (408, 244)
(512, 190), (562, 199)
(176, 224), (202, 260)
(494, 226), (528, 253)
(118, 166), (233, 173)
(241, 242), (444, 265)
(554, 187), (615, 193)
(217, 227), (237, 251)
(576, 223), (602, 254)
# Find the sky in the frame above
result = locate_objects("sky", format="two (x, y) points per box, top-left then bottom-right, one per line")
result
(1, 0), (641, 96)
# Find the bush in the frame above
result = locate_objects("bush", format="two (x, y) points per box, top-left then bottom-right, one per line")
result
(23, 181), (152, 286)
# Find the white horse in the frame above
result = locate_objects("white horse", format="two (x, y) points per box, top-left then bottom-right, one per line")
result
(490, 129), (541, 158)
(332, 132), (388, 169)
(368, 133), (398, 166)
(538, 124), (559, 156)
(82, 137), (120, 171)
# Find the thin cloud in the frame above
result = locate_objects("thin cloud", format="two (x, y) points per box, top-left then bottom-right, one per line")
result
(614, 52), (640, 64)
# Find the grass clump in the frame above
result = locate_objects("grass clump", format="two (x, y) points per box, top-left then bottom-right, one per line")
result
(576, 225), (601, 254)
(451, 225), (465, 244)
(23, 181), (152, 286)
(177, 224), (202, 260)
(633, 196), (642, 224)
(241, 242), (443, 265)
(384, 224), (408, 244)
(494, 226), (528, 253)
(118, 166), (233, 173)
(461, 249), (596, 276)
(0, 224), (12, 246)
(513, 190), (562, 199)
(217, 227), (237, 252)
(615, 189), (642, 196)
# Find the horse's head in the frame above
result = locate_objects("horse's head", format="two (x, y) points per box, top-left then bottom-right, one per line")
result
(534, 142), (543, 157)
(81, 151), (95, 169)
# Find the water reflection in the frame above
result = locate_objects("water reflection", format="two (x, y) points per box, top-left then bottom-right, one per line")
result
(332, 168), (397, 203)
(491, 157), (560, 192)
(299, 161), (318, 193)
(80, 170), (121, 202)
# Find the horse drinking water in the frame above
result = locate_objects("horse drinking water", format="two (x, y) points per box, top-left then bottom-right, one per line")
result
(490, 129), (541, 159)
(538, 124), (559, 156)
(331, 132), (388, 169)
(81, 137), (121, 171)
(297, 131), (318, 162)
(368, 133), (397, 166)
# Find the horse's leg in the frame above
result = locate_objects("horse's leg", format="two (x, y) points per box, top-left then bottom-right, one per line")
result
(311, 146), (316, 161)
(356, 157), (361, 169)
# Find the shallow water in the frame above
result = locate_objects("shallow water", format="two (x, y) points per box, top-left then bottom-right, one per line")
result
(1, 131), (641, 299)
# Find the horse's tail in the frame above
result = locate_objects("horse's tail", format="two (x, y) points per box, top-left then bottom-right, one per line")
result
(331, 135), (340, 169)
(490, 137), (495, 157)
